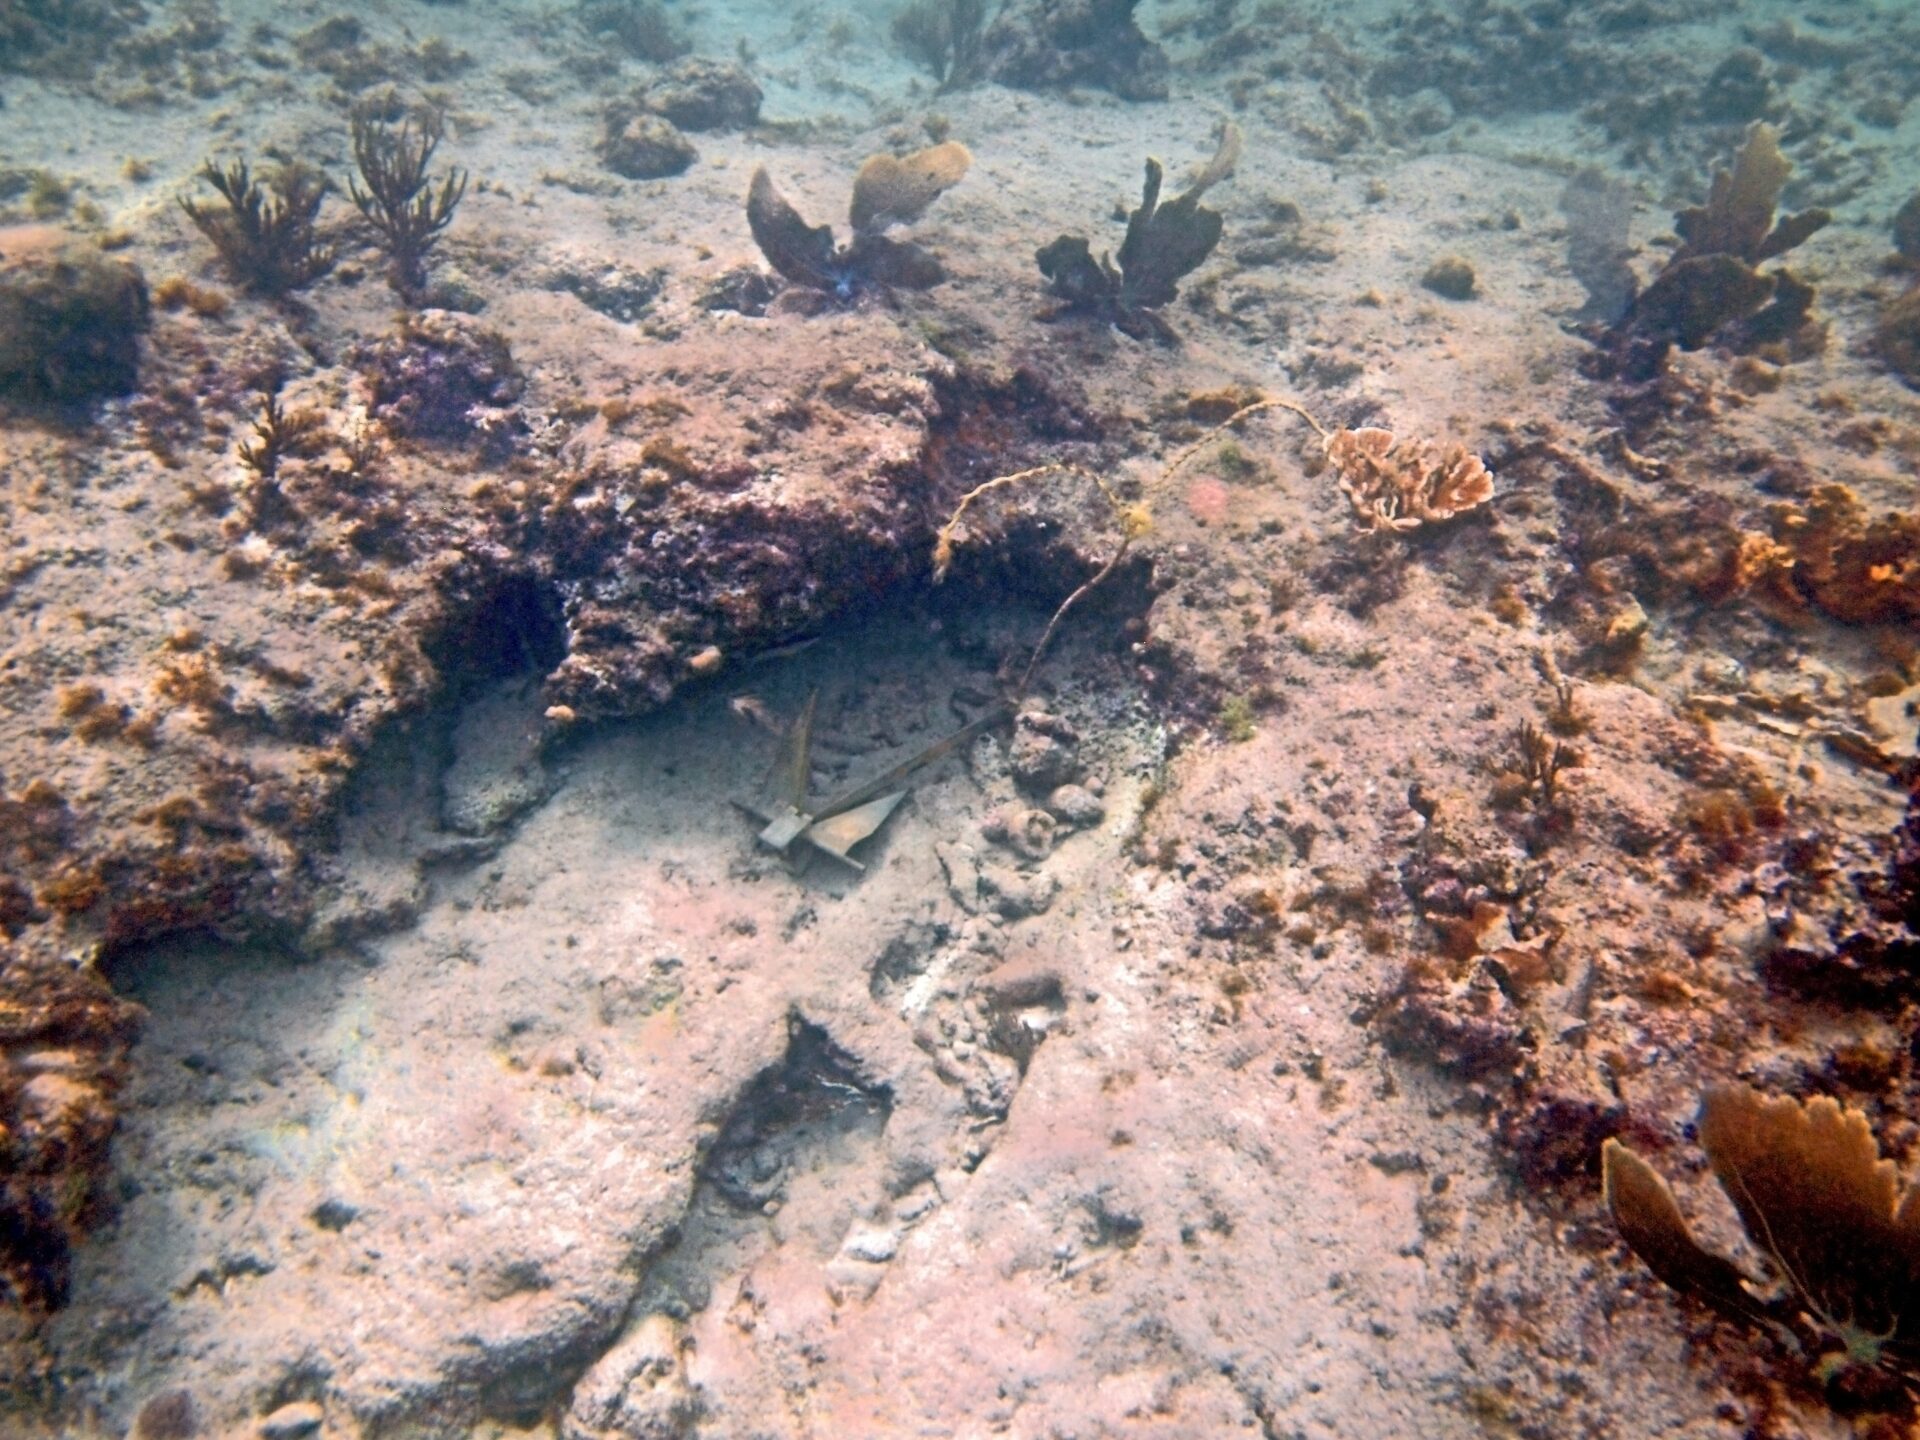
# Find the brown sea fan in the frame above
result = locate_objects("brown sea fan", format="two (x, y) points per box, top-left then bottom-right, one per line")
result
(848, 142), (972, 235)
(1603, 1085), (1920, 1384)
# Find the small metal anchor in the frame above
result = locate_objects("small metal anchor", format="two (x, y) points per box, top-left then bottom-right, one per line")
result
(733, 690), (1006, 871)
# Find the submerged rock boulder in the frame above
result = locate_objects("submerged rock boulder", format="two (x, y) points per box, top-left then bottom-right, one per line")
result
(981, 0), (1169, 102)
(0, 227), (148, 401)
(598, 113), (698, 180)
(356, 310), (525, 443)
(636, 57), (762, 133)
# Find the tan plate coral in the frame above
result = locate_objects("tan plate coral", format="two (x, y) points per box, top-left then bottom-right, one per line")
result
(1325, 426), (1494, 534)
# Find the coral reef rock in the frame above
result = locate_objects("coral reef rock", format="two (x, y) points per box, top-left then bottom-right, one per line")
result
(358, 311), (526, 443)
(981, 0), (1169, 101)
(0, 945), (142, 1311)
(635, 57), (763, 133)
(598, 114), (697, 181)
(0, 227), (148, 401)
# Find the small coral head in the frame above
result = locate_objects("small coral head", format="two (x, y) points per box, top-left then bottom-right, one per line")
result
(1325, 427), (1493, 534)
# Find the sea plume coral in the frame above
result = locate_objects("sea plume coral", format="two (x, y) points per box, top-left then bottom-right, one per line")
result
(1603, 1085), (1920, 1388)
(348, 96), (468, 299)
(180, 158), (338, 298)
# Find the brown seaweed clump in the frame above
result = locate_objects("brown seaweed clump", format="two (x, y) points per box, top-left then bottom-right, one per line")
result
(1326, 426), (1494, 534)
(747, 142), (971, 308)
(1604, 1086), (1920, 1394)
(1594, 124), (1829, 381)
(1036, 125), (1239, 345)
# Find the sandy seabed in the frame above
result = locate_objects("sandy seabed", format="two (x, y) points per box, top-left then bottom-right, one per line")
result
(2, 1), (1919, 1437)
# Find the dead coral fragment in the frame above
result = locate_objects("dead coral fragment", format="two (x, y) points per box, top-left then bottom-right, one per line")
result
(180, 158), (337, 298)
(1037, 125), (1240, 344)
(747, 142), (970, 304)
(1325, 425), (1493, 533)
(1604, 1086), (1920, 1383)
